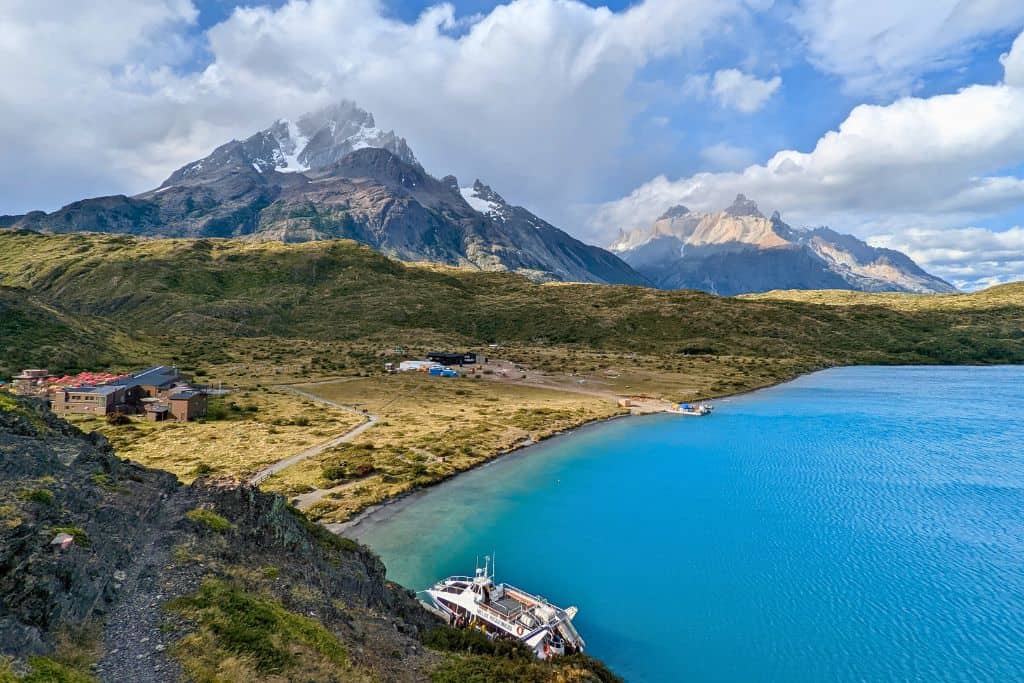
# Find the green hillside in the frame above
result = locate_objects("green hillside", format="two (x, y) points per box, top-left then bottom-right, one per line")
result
(0, 230), (1022, 382)
(0, 285), (136, 379)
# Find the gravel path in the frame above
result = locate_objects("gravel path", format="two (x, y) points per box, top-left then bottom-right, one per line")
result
(248, 386), (378, 486)
(94, 492), (196, 683)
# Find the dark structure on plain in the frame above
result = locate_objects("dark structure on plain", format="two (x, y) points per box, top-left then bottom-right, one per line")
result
(426, 352), (477, 366)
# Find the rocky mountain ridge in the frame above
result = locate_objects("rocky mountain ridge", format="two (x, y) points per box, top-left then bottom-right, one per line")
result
(609, 195), (955, 295)
(3, 102), (644, 287)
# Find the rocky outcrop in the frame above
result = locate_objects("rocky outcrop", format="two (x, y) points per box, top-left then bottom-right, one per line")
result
(609, 195), (955, 295)
(8, 102), (644, 286)
(0, 397), (440, 680)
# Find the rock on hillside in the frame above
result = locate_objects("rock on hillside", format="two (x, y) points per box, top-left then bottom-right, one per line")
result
(609, 194), (955, 295)
(6, 102), (644, 286)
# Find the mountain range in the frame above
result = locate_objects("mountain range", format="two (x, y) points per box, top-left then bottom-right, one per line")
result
(1, 102), (642, 286)
(609, 195), (956, 295)
(2, 101), (952, 294)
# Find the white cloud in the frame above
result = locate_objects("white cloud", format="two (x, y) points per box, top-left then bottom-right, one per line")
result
(0, 0), (200, 211)
(592, 35), (1024, 245)
(710, 68), (781, 112)
(683, 68), (781, 112)
(0, 0), (745, 222)
(1003, 30), (1024, 87)
(792, 0), (1024, 96)
(700, 142), (758, 170)
(870, 226), (1024, 290)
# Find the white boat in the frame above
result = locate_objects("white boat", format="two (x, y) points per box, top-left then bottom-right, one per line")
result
(665, 401), (713, 416)
(423, 557), (585, 659)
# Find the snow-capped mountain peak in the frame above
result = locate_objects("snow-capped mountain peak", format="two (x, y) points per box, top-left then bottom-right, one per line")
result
(460, 180), (511, 222)
(163, 100), (418, 185)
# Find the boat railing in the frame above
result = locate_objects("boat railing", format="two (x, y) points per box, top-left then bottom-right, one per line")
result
(476, 602), (528, 630)
(504, 586), (553, 611)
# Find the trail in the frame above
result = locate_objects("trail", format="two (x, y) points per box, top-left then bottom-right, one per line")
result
(248, 386), (377, 486)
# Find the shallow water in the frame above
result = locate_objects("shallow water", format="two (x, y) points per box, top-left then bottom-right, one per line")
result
(353, 366), (1024, 681)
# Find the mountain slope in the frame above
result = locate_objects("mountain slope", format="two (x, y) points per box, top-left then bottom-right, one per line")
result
(4, 103), (644, 286)
(0, 231), (1019, 369)
(609, 195), (955, 295)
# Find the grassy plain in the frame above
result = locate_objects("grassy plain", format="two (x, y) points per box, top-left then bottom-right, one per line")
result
(261, 373), (621, 522)
(67, 388), (362, 483)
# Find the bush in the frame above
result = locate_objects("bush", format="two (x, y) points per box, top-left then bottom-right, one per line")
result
(321, 464), (349, 482)
(18, 489), (53, 506)
(423, 626), (530, 659)
(185, 508), (234, 533)
(105, 413), (131, 426)
(188, 463), (215, 478)
(352, 464), (376, 478)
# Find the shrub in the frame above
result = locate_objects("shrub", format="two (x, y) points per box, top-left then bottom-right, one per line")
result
(189, 463), (215, 478)
(352, 464), (376, 478)
(185, 508), (234, 533)
(19, 489), (53, 506)
(105, 413), (131, 426)
(321, 464), (349, 482)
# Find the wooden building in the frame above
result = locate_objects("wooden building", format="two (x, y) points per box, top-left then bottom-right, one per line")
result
(51, 385), (126, 416)
(168, 390), (207, 422)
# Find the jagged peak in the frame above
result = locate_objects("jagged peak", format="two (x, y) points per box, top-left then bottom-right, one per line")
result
(658, 205), (691, 221)
(460, 180), (511, 221)
(471, 179), (507, 206)
(725, 193), (763, 218)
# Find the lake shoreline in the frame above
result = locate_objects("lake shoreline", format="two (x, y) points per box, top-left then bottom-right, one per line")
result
(331, 367), (817, 539)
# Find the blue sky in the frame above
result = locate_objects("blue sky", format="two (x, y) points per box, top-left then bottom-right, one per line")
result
(2, 0), (1024, 289)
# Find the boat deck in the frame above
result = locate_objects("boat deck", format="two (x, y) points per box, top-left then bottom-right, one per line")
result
(490, 596), (525, 617)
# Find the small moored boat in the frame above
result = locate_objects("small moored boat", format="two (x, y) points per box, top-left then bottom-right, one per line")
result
(665, 401), (713, 416)
(423, 557), (585, 659)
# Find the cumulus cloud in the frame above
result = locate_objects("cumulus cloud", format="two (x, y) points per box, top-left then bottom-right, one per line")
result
(684, 68), (781, 112)
(710, 69), (781, 112)
(870, 226), (1024, 290)
(0, 0), (200, 211)
(1003, 30), (1024, 87)
(591, 33), (1024, 249)
(0, 0), (745, 222)
(792, 0), (1024, 96)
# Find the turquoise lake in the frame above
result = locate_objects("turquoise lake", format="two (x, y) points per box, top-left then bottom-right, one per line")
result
(350, 366), (1024, 681)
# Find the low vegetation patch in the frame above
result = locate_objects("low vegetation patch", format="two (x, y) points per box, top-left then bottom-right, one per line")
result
(166, 579), (350, 682)
(0, 656), (96, 683)
(284, 505), (359, 553)
(17, 489), (53, 506)
(185, 508), (234, 533)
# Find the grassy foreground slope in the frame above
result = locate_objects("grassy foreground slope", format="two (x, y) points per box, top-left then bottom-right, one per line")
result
(1, 229), (1022, 372)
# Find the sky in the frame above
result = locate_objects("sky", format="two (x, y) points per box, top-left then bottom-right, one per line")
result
(2, 0), (1023, 290)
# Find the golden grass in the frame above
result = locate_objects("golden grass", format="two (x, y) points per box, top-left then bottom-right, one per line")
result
(260, 373), (622, 522)
(744, 283), (1024, 310)
(67, 388), (362, 483)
